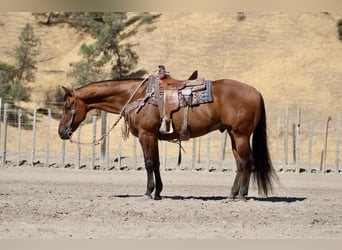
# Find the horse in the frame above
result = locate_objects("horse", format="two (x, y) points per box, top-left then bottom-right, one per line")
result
(58, 69), (277, 201)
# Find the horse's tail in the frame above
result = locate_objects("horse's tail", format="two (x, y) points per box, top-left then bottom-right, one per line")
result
(252, 94), (278, 196)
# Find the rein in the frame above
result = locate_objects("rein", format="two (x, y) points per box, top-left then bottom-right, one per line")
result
(68, 69), (159, 146)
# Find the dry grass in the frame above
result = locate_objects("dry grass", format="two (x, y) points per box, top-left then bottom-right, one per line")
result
(1, 12), (342, 166)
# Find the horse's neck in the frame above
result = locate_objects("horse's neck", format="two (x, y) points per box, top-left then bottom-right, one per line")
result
(78, 80), (141, 114)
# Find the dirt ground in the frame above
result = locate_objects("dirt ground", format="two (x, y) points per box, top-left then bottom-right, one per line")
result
(0, 166), (341, 239)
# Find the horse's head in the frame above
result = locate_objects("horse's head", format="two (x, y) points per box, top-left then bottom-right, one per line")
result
(58, 86), (87, 140)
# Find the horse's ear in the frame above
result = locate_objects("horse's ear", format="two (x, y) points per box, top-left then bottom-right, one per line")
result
(61, 86), (73, 97)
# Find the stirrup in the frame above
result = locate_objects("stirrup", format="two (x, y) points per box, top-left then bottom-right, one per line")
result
(159, 118), (174, 134)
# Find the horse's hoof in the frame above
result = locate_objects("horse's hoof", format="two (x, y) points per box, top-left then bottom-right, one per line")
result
(154, 195), (162, 201)
(142, 194), (153, 200)
(224, 195), (236, 202)
(236, 196), (247, 202)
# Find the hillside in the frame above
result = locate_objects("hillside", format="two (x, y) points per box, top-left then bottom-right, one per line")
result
(1, 12), (342, 164)
(1, 12), (341, 111)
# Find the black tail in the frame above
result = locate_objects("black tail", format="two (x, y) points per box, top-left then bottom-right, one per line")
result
(252, 95), (278, 196)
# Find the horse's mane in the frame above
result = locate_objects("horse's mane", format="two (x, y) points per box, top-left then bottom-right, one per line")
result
(75, 77), (145, 90)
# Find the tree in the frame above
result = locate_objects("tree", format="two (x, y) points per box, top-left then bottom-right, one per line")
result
(0, 23), (41, 101)
(0, 63), (17, 100)
(338, 19), (342, 41)
(34, 12), (161, 86)
(14, 23), (41, 83)
(67, 43), (109, 87)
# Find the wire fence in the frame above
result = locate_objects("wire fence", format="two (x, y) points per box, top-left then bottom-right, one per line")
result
(0, 98), (341, 174)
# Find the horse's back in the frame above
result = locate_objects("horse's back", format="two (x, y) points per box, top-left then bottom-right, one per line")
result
(213, 79), (260, 97)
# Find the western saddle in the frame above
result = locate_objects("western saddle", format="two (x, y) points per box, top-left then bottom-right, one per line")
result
(150, 65), (207, 139)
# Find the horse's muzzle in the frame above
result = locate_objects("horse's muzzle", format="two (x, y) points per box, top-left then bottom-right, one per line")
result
(59, 126), (73, 140)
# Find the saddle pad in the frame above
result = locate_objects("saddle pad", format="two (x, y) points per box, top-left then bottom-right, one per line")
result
(147, 76), (213, 107)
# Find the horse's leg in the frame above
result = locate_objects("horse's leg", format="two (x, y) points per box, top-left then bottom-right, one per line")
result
(228, 133), (253, 200)
(153, 164), (163, 200)
(139, 132), (163, 200)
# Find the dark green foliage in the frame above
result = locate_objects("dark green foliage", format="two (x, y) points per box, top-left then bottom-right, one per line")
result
(0, 63), (17, 100)
(33, 12), (161, 87)
(0, 23), (40, 102)
(337, 19), (342, 41)
(14, 23), (41, 83)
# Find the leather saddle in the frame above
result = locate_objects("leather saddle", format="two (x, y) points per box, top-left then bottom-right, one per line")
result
(154, 65), (206, 135)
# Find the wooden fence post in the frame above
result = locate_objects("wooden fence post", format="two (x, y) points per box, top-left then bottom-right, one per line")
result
(106, 119), (110, 169)
(163, 141), (167, 171)
(117, 128), (123, 170)
(276, 117), (280, 164)
(292, 123), (296, 163)
(101, 111), (107, 164)
(31, 103), (37, 166)
(45, 109), (51, 167)
(191, 138), (197, 170)
(308, 121), (314, 171)
(1, 103), (8, 167)
(197, 137), (201, 164)
(132, 136), (137, 170)
(295, 105), (301, 171)
(76, 126), (81, 169)
(323, 116), (332, 173)
(61, 140), (66, 167)
(206, 133), (211, 170)
(283, 107), (288, 168)
(335, 114), (340, 173)
(219, 130), (228, 171)
(91, 115), (97, 169)
(17, 109), (22, 166)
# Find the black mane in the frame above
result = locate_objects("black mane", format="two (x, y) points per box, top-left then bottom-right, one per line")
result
(75, 77), (145, 90)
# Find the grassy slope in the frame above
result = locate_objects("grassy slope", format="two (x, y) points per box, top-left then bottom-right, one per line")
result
(1, 12), (342, 163)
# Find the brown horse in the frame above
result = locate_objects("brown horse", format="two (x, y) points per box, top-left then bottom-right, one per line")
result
(58, 70), (277, 200)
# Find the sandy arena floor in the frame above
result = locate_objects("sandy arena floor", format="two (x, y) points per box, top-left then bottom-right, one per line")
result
(0, 166), (341, 239)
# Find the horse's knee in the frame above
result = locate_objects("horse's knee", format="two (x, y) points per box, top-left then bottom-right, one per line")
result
(145, 159), (154, 172)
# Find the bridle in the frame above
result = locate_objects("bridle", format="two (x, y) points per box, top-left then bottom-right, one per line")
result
(66, 69), (159, 146)
(64, 90), (78, 136)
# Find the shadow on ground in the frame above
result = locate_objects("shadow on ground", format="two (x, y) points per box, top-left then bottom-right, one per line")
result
(111, 194), (306, 203)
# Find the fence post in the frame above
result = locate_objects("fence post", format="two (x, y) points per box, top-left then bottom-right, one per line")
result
(76, 126), (81, 169)
(219, 130), (227, 171)
(308, 121), (314, 172)
(31, 103), (37, 166)
(117, 129), (123, 170)
(335, 114), (340, 173)
(91, 115), (97, 169)
(45, 109), (51, 167)
(295, 105), (301, 171)
(163, 141), (167, 171)
(197, 137), (201, 164)
(106, 118), (110, 169)
(323, 116), (332, 173)
(61, 140), (66, 167)
(1, 103), (8, 167)
(17, 109), (22, 166)
(283, 107), (288, 168)
(276, 117), (280, 164)
(100, 111), (107, 164)
(206, 133), (211, 171)
(132, 136), (137, 170)
(292, 123), (296, 163)
(191, 138), (197, 170)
